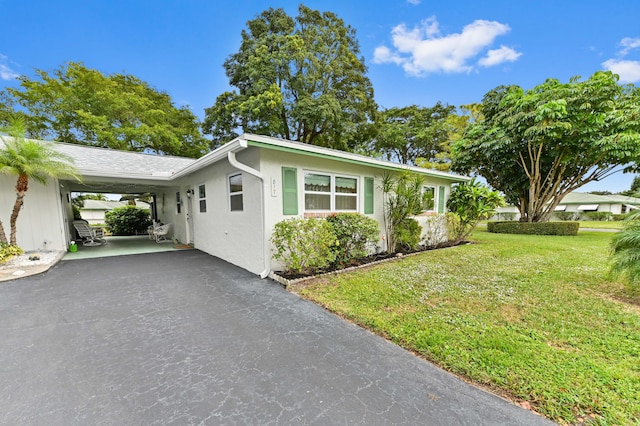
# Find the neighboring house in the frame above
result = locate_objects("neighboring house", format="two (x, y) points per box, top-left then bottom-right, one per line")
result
(494, 192), (640, 220)
(79, 200), (150, 225)
(0, 134), (469, 277)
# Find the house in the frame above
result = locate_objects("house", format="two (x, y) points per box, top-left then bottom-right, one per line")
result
(493, 191), (640, 221)
(79, 199), (150, 225)
(0, 134), (469, 276)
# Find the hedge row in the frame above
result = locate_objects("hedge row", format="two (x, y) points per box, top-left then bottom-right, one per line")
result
(487, 221), (580, 236)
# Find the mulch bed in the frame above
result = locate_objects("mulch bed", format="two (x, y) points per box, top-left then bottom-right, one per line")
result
(272, 240), (469, 285)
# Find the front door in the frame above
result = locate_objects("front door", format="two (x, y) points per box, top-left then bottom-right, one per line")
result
(185, 188), (195, 245)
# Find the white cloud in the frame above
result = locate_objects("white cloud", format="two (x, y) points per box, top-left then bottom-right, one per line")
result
(373, 16), (521, 76)
(407, 0), (421, 4)
(619, 37), (640, 56)
(0, 54), (19, 80)
(601, 37), (640, 83)
(602, 59), (640, 83)
(479, 45), (522, 67)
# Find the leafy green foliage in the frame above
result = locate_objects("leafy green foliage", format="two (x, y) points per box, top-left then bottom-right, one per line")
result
(584, 211), (611, 221)
(620, 175), (640, 196)
(104, 206), (152, 236)
(326, 213), (379, 266)
(0, 119), (80, 245)
(294, 230), (639, 424)
(1, 62), (207, 158)
(610, 210), (640, 288)
(553, 211), (578, 221)
(394, 218), (422, 251)
(203, 5), (377, 151)
(452, 71), (640, 222)
(380, 172), (426, 253)
(487, 221), (579, 236)
(0, 243), (24, 264)
(375, 103), (454, 165)
(612, 213), (629, 221)
(446, 179), (504, 242)
(271, 217), (337, 274)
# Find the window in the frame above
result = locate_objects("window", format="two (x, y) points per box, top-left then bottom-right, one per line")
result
(176, 191), (182, 214)
(198, 184), (206, 213)
(304, 172), (358, 212)
(229, 173), (243, 211)
(422, 186), (436, 211)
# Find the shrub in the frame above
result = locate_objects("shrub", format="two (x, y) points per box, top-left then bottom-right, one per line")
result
(326, 213), (379, 266)
(105, 206), (152, 236)
(487, 221), (579, 236)
(499, 212), (517, 221)
(554, 211), (578, 221)
(271, 218), (337, 274)
(395, 218), (422, 252)
(610, 210), (640, 288)
(381, 172), (427, 253)
(421, 214), (448, 247)
(447, 179), (505, 242)
(0, 243), (24, 264)
(585, 211), (611, 221)
(612, 213), (629, 221)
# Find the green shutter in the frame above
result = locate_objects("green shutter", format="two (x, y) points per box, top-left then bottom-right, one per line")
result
(364, 177), (374, 214)
(282, 167), (298, 215)
(438, 185), (446, 213)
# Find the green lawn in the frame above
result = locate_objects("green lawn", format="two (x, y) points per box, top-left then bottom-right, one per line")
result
(291, 230), (640, 425)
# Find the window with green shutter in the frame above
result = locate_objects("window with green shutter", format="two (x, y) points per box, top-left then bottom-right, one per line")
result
(364, 177), (374, 214)
(438, 185), (446, 213)
(282, 167), (298, 215)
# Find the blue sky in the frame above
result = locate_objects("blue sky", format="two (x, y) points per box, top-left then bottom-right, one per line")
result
(1, 0), (639, 192)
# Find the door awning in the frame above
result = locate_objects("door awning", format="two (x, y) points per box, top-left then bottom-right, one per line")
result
(554, 205), (567, 211)
(577, 204), (599, 211)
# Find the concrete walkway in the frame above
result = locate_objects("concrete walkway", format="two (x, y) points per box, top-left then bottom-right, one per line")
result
(0, 250), (553, 425)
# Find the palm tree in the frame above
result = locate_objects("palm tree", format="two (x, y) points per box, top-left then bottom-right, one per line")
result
(610, 210), (640, 288)
(0, 120), (80, 245)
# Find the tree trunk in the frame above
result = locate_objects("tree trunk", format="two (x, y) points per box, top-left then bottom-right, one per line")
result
(0, 220), (7, 244)
(9, 194), (24, 246)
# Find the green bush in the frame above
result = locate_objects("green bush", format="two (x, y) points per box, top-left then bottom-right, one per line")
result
(487, 221), (579, 236)
(72, 204), (82, 220)
(499, 212), (517, 221)
(395, 218), (422, 251)
(585, 211), (611, 221)
(105, 206), (152, 236)
(326, 213), (379, 266)
(0, 243), (24, 264)
(553, 211), (577, 221)
(612, 213), (629, 221)
(271, 218), (337, 274)
(610, 210), (640, 288)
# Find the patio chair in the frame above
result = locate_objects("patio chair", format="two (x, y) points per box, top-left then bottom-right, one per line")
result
(153, 223), (172, 243)
(73, 220), (107, 246)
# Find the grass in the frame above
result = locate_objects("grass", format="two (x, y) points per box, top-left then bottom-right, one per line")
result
(291, 229), (640, 425)
(480, 220), (624, 230)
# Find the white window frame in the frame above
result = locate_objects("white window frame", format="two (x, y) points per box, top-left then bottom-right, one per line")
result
(422, 185), (437, 212)
(228, 173), (244, 212)
(198, 184), (207, 213)
(303, 170), (359, 213)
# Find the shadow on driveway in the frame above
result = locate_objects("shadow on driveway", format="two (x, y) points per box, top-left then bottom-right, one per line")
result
(0, 250), (553, 425)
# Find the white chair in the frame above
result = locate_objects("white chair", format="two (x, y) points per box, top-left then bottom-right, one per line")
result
(153, 223), (172, 243)
(73, 220), (107, 246)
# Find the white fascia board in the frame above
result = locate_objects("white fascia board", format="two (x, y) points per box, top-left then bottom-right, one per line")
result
(239, 133), (470, 182)
(171, 138), (246, 179)
(78, 169), (175, 181)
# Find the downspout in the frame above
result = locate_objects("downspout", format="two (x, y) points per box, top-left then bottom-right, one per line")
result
(227, 149), (271, 279)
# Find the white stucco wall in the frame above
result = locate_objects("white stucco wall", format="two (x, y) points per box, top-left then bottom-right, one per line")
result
(0, 175), (68, 251)
(257, 148), (456, 272)
(178, 149), (265, 275)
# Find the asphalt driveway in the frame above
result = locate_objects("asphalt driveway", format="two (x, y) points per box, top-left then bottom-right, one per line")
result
(0, 250), (553, 425)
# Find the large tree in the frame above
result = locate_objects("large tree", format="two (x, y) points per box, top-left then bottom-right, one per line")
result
(452, 71), (640, 222)
(375, 103), (455, 166)
(0, 62), (208, 158)
(203, 5), (377, 151)
(0, 120), (80, 245)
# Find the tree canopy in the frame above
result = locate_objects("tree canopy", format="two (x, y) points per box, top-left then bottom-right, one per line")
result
(374, 103), (455, 166)
(203, 5), (377, 151)
(0, 62), (208, 158)
(452, 71), (640, 222)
